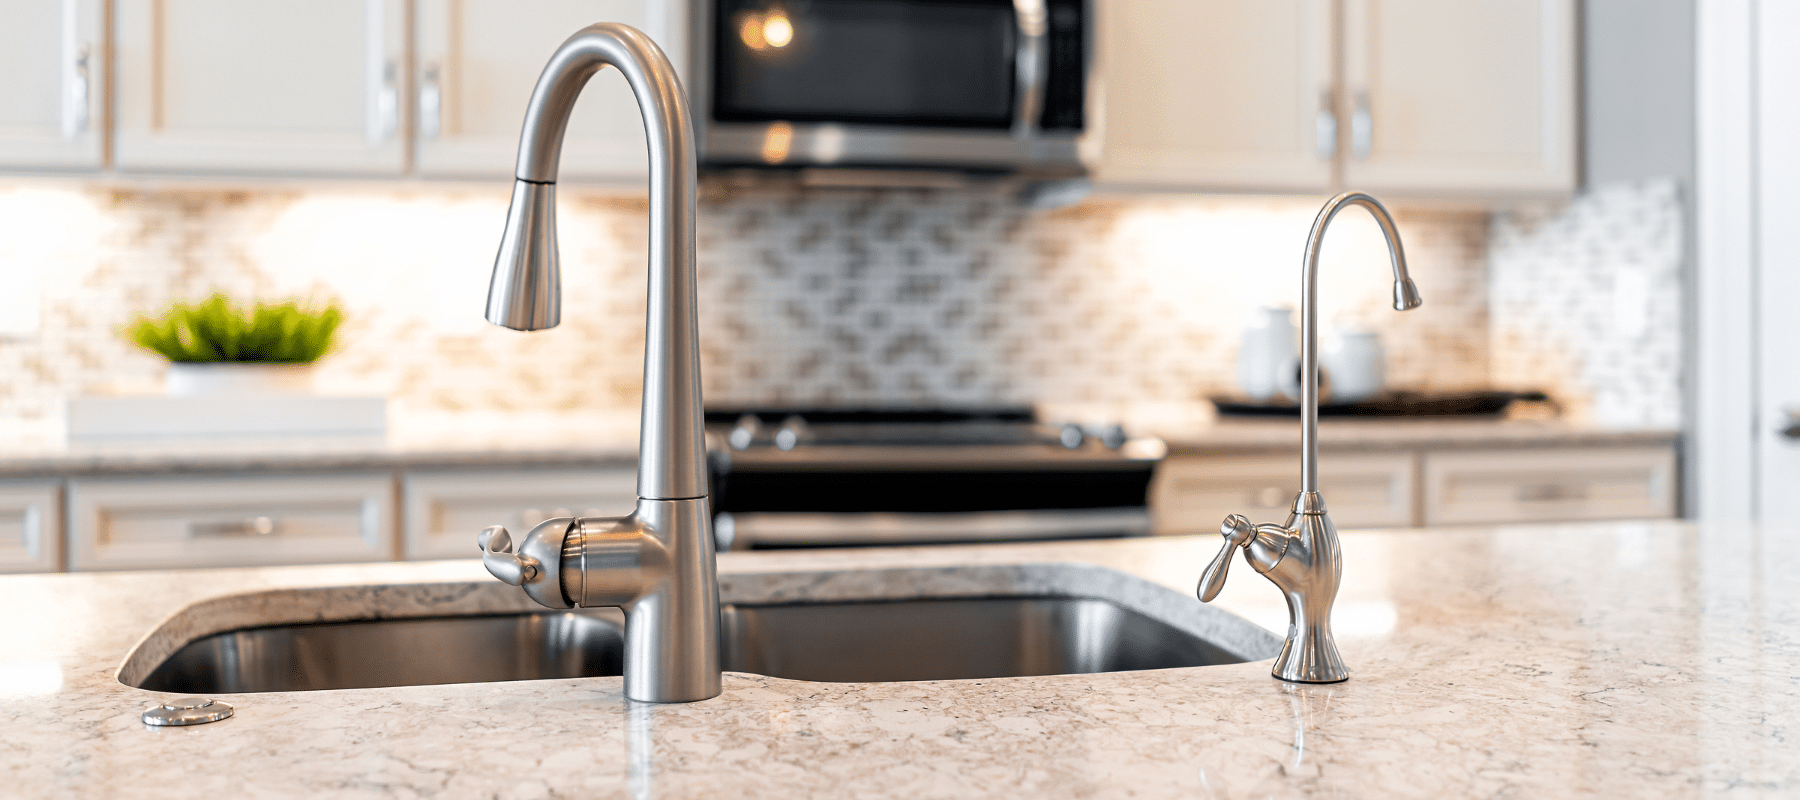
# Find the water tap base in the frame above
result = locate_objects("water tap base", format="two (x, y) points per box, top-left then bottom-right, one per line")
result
(1270, 624), (1349, 684)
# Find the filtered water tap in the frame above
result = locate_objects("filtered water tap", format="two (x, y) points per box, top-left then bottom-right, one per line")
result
(1197, 192), (1422, 684)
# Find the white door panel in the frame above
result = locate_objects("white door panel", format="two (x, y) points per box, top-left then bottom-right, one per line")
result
(0, 0), (104, 170)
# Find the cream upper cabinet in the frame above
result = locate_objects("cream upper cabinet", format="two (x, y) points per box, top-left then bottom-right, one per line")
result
(0, 0), (105, 171)
(113, 0), (408, 176)
(1339, 0), (1576, 195)
(1092, 0), (1336, 193)
(414, 0), (683, 182)
(1092, 0), (1576, 198)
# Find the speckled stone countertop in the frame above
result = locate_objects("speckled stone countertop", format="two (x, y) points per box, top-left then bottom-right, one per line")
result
(0, 520), (1792, 798)
(0, 405), (1674, 477)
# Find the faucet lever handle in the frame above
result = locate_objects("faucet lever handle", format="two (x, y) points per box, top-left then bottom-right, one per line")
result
(1198, 514), (1256, 602)
(479, 525), (539, 586)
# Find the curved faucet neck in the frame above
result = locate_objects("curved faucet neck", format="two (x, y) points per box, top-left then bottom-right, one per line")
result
(506, 24), (706, 501)
(1298, 192), (1419, 497)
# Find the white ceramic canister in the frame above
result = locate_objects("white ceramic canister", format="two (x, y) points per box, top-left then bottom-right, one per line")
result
(1237, 306), (1297, 401)
(1322, 328), (1386, 402)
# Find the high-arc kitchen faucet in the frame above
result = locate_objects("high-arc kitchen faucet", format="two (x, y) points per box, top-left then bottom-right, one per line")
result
(1197, 192), (1422, 684)
(473, 22), (720, 704)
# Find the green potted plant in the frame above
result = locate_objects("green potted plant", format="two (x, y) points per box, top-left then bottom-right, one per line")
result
(126, 294), (344, 397)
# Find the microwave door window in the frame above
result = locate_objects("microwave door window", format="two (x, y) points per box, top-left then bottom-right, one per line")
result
(714, 0), (1016, 128)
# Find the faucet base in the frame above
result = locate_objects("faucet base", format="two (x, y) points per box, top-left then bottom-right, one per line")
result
(1270, 634), (1349, 684)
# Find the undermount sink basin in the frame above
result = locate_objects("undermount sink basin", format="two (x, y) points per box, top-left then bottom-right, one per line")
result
(122, 567), (1280, 694)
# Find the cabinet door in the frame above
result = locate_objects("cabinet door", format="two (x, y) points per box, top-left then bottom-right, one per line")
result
(1341, 0), (1576, 195)
(402, 467), (637, 560)
(69, 473), (396, 570)
(415, 0), (681, 182)
(0, 0), (104, 171)
(0, 481), (63, 574)
(114, 0), (407, 175)
(1092, 0), (1335, 193)
(1151, 452), (1416, 533)
(1422, 446), (1676, 526)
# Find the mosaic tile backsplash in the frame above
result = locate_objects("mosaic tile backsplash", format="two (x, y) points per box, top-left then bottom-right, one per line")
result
(1487, 179), (1684, 428)
(0, 177), (1674, 430)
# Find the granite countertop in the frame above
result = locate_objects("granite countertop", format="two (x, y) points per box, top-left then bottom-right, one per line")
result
(0, 404), (1676, 478)
(1, 520), (1793, 798)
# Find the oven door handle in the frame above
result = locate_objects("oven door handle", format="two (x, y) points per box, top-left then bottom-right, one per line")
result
(1011, 0), (1048, 139)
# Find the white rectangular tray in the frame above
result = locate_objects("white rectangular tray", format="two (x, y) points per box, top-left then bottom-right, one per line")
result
(68, 396), (387, 439)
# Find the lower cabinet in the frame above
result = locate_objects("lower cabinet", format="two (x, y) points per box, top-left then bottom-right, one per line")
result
(1153, 443), (1678, 533)
(68, 473), (395, 571)
(401, 468), (637, 560)
(1421, 446), (1676, 526)
(1151, 452), (1416, 533)
(0, 481), (63, 573)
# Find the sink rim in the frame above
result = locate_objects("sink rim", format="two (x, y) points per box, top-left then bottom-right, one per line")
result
(118, 562), (1282, 691)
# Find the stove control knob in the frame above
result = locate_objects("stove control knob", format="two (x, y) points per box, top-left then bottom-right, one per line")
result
(1059, 423), (1085, 449)
(775, 415), (809, 451)
(728, 414), (761, 451)
(1098, 424), (1128, 450)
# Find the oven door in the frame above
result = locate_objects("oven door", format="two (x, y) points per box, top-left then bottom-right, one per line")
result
(693, 0), (1086, 172)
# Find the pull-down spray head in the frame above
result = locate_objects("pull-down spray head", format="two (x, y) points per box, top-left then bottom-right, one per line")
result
(488, 181), (561, 331)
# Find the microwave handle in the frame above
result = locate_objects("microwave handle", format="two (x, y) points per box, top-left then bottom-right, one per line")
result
(1011, 0), (1048, 138)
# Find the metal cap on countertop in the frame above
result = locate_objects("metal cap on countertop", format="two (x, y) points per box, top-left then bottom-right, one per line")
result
(142, 696), (233, 727)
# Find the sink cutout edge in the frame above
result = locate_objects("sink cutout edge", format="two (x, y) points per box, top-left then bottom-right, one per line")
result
(119, 563), (1282, 690)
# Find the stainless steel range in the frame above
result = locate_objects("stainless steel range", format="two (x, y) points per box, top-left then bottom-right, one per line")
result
(706, 407), (1165, 549)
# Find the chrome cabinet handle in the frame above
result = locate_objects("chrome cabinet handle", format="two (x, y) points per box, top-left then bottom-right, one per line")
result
(60, 0), (88, 140)
(418, 62), (442, 140)
(1350, 89), (1373, 159)
(365, 0), (398, 145)
(190, 516), (278, 537)
(1010, 0), (1048, 138)
(1314, 89), (1337, 160)
(1514, 483), (1589, 503)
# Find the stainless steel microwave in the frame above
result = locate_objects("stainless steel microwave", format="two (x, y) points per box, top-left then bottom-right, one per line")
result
(689, 0), (1089, 175)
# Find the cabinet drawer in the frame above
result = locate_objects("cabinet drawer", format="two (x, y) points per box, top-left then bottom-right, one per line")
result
(69, 473), (395, 571)
(1422, 446), (1676, 525)
(0, 481), (62, 573)
(402, 468), (637, 560)
(1151, 452), (1416, 533)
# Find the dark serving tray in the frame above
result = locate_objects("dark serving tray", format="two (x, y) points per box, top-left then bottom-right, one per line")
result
(1211, 390), (1550, 418)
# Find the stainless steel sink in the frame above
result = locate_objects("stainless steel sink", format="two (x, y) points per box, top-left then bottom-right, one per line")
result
(131, 595), (1255, 694)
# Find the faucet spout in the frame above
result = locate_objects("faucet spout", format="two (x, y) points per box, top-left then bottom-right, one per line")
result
(488, 23), (705, 502)
(1301, 192), (1417, 496)
(478, 23), (718, 704)
(1197, 191), (1421, 685)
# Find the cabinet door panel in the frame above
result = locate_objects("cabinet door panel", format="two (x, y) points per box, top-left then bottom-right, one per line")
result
(114, 0), (407, 175)
(0, 482), (63, 574)
(1093, 0), (1334, 192)
(1342, 0), (1575, 195)
(1151, 452), (1416, 533)
(1422, 447), (1676, 526)
(69, 473), (395, 570)
(402, 467), (637, 560)
(415, 0), (678, 182)
(0, 0), (104, 170)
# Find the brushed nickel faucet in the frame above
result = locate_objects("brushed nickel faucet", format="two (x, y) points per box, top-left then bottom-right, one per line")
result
(474, 23), (719, 704)
(1198, 192), (1421, 684)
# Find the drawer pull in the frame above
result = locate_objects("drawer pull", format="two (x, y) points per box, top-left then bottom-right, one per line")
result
(1514, 484), (1588, 503)
(190, 516), (278, 537)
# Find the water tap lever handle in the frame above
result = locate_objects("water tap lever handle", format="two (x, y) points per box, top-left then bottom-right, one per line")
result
(1198, 514), (1257, 602)
(479, 525), (538, 585)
